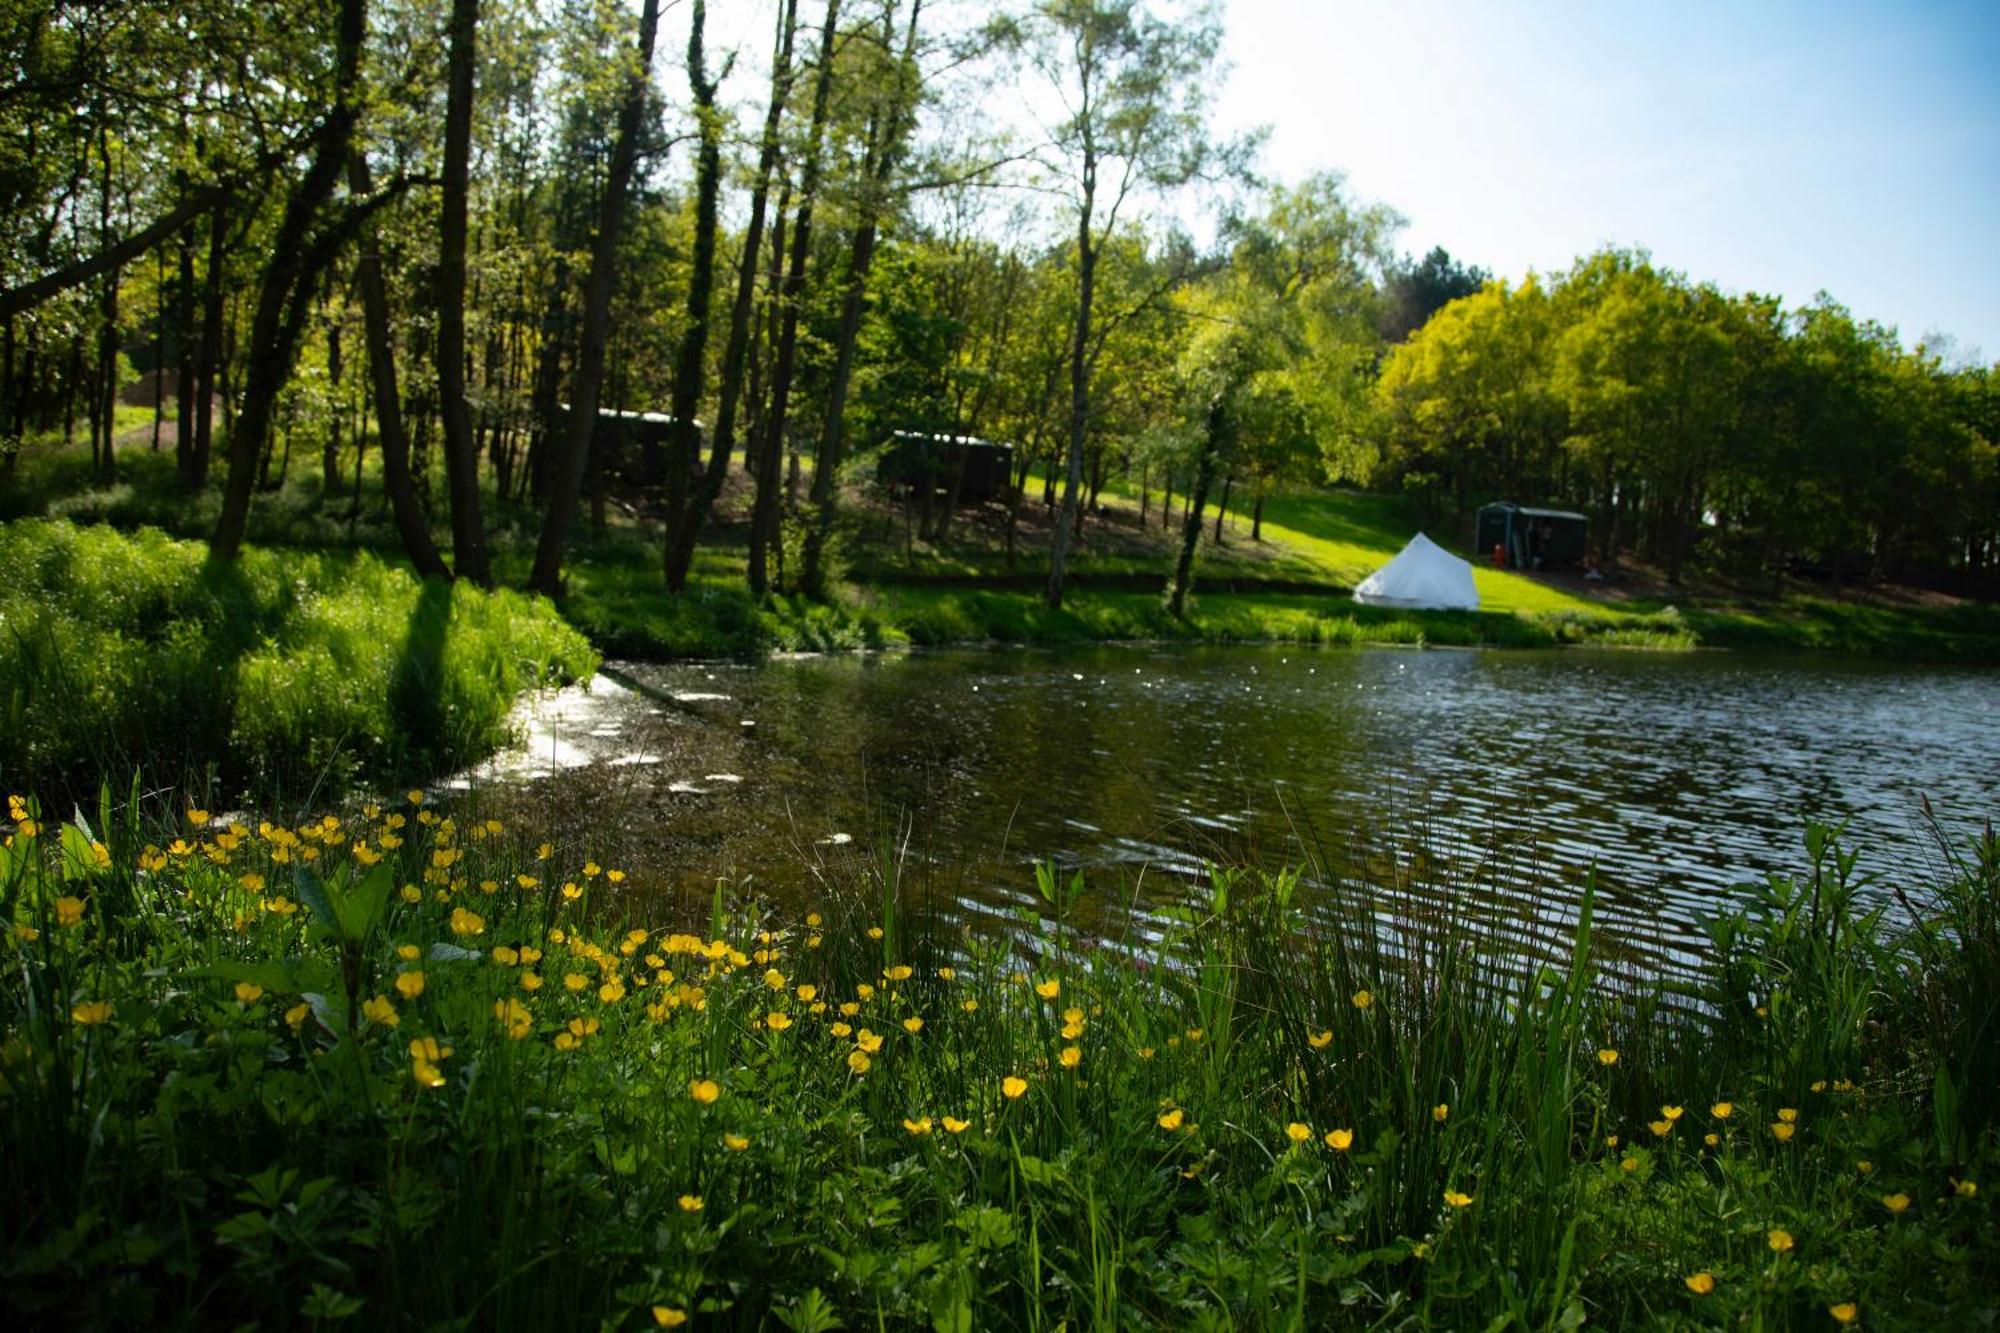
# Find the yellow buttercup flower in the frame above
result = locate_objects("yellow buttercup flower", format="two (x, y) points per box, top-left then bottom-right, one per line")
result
(1955, 1179), (1978, 1198)
(361, 994), (399, 1027)
(71, 1000), (113, 1026)
(1002, 1075), (1027, 1100)
(1711, 1101), (1733, 1119)
(449, 907), (485, 936)
(765, 1011), (792, 1031)
(1058, 1045), (1081, 1068)
(689, 1078), (721, 1105)
(1035, 978), (1061, 1000)
(1776, 1107), (1798, 1123)
(285, 1002), (310, 1031)
(652, 1308), (688, 1327)
(902, 1016), (924, 1034)
(1158, 1108), (1185, 1131)
(1661, 1104), (1684, 1121)
(1649, 1120), (1671, 1138)
(942, 1116), (971, 1134)
(1324, 1128), (1353, 1150)
(1767, 1228), (1793, 1253)
(1881, 1192), (1910, 1215)
(1770, 1122), (1795, 1142)
(903, 1116), (933, 1136)
(1703, 1132), (1720, 1147)
(1829, 1304), (1858, 1325)
(55, 896), (86, 928)
(395, 971), (425, 1000)
(1596, 1047), (1618, 1066)
(830, 1022), (853, 1038)
(724, 1132), (750, 1151)
(234, 981), (264, 1004)
(847, 1049), (872, 1074)
(677, 1194), (702, 1213)
(1685, 1272), (1715, 1295)
(1351, 989), (1373, 1011)
(884, 965), (913, 982)
(1620, 1157), (1638, 1174)
(1443, 1190), (1474, 1208)
(796, 984), (817, 1002)
(1307, 1030), (1333, 1050)
(856, 1028), (884, 1053)
(1432, 1103), (1449, 1124)
(1285, 1122), (1312, 1144)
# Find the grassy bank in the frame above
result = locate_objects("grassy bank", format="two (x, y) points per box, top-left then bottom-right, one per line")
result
(2, 794), (1994, 1329)
(0, 520), (598, 802)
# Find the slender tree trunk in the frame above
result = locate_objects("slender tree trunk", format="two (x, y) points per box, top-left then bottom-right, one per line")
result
(175, 212), (196, 473)
(661, 0), (726, 587)
(527, 0), (661, 597)
(350, 153), (450, 579)
(1046, 160), (1096, 609)
(667, 0), (798, 591)
(436, 0), (489, 582)
(749, 0), (840, 596)
(188, 198), (226, 489)
(211, 0), (368, 560)
(1169, 398), (1226, 619)
(1251, 490), (1263, 542)
(94, 127), (118, 483)
(1212, 474), (1230, 545)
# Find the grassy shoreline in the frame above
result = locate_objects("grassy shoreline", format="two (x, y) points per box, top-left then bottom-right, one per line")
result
(2, 795), (1994, 1328)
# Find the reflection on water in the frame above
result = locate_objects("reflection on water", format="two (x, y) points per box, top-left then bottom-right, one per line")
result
(457, 645), (2000, 973)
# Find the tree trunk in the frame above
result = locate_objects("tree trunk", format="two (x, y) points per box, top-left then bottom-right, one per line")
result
(175, 212), (196, 474)
(749, 0), (840, 597)
(1212, 474), (1230, 545)
(661, 0), (726, 589)
(1169, 398), (1225, 620)
(667, 0), (798, 591)
(188, 197), (227, 489)
(211, 0), (368, 561)
(437, 0), (490, 583)
(351, 152), (450, 579)
(1251, 490), (1263, 542)
(1045, 157), (1096, 609)
(527, 0), (661, 597)
(321, 315), (344, 494)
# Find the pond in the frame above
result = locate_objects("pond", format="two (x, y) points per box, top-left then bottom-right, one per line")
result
(458, 644), (2000, 974)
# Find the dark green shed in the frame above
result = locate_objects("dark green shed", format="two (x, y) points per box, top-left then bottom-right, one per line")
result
(1476, 502), (1589, 570)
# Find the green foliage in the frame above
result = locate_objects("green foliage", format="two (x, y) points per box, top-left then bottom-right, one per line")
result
(0, 520), (596, 800)
(0, 798), (1993, 1328)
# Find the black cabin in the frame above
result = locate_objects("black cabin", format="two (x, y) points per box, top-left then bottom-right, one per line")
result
(875, 432), (1015, 505)
(1476, 502), (1589, 571)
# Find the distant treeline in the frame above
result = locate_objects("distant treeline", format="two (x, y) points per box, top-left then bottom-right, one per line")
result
(1371, 251), (2000, 589)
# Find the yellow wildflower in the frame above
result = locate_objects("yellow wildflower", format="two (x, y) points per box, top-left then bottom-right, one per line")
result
(1661, 1104), (1684, 1121)
(493, 997), (532, 1039)
(55, 896), (85, 928)
(1649, 1120), (1671, 1138)
(1432, 1103), (1449, 1124)
(1829, 1304), (1858, 1325)
(796, 984), (817, 1002)
(1325, 1128), (1353, 1150)
(395, 971), (425, 1000)
(71, 1000), (113, 1026)
(847, 1049), (872, 1075)
(1711, 1101), (1733, 1119)
(1308, 1029), (1333, 1050)
(856, 1028), (883, 1053)
(942, 1116), (970, 1134)
(1058, 1045), (1081, 1068)
(361, 995), (399, 1027)
(903, 1116), (933, 1136)
(1596, 1047), (1618, 1065)
(449, 907), (485, 936)
(1771, 1122), (1795, 1142)
(1955, 1179), (1978, 1199)
(1158, 1108), (1185, 1131)
(285, 1002), (310, 1031)
(1767, 1228), (1793, 1253)
(235, 981), (264, 1004)
(765, 1011), (792, 1031)
(1443, 1190), (1474, 1208)
(1685, 1271), (1716, 1295)
(1351, 989), (1373, 1010)
(1035, 978), (1061, 1000)
(902, 1016), (924, 1034)
(1285, 1122), (1312, 1144)
(1881, 1193), (1910, 1215)
(884, 965), (913, 982)
(689, 1078), (720, 1105)
(724, 1133), (749, 1151)
(1002, 1075), (1027, 1099)
(652, 1307), (688, 1327)
(677, 1195), (702, 1213)
(1776, 1107), (1798, 1123)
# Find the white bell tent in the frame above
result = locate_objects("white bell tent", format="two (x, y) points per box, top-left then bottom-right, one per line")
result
(1351, 533), (1480, 611)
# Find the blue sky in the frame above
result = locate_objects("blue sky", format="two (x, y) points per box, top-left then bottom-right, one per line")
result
(1211, 0), (2000, 359)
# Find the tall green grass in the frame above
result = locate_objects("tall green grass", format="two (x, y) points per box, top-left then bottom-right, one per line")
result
(2, 791), (1991, 1329)
(0, 520), (597, 801)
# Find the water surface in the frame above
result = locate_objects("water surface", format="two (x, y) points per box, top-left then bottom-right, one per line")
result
(462, 645), (2000, 972)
